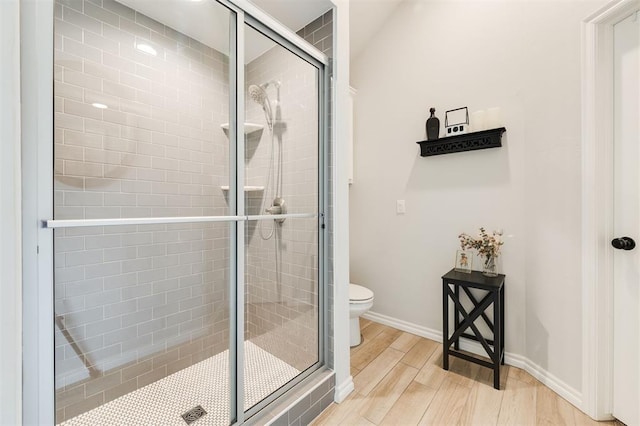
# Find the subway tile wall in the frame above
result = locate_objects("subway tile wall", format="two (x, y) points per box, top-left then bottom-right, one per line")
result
(52, 0), (332, 423)
(297, 10), (335, 372)
(53, 0), (232, 422)
(243, 32), (320, 372)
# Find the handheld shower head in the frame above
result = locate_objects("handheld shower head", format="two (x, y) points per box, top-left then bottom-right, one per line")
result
(248, 84), (267, 104)
(262, 80), (281, 90)
(248, 84), (273, 131)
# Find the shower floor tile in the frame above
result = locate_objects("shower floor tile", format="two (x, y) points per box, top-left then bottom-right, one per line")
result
(59, 341), (300, 426)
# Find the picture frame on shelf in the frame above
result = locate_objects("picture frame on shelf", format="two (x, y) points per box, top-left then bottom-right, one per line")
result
(454, 250), (472, 273)
(445, 107), (469, 136)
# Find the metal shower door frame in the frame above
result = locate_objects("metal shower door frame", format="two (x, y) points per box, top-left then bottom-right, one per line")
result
(20, 0), (329, 424)
(235, 8), (329, 422)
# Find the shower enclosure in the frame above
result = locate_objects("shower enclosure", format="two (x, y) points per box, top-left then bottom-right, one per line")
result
(37, 0), (328, 424)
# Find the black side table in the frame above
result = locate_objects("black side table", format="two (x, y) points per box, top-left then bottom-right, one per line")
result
(442, 268), (505, 389)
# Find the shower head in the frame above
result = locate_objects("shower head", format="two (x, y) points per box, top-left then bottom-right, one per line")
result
(249, 84), (273, 131)
(262, 80), (281, 90)
(248, 84), (268, 105)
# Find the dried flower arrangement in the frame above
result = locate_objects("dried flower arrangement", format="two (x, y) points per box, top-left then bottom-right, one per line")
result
(458, 228), (504, 276)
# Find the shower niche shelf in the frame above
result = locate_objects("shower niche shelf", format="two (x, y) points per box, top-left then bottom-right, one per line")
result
(416, 127), (506, 157)
(220, 185), (265, 192)
(220, 123), (264, 135)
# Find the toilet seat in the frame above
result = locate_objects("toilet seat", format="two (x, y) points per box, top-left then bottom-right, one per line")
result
(349, 283), (373, 303)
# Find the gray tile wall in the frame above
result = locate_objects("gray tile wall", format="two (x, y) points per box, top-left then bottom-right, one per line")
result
(265, 372), (335, 426)
(297, 9), (335, 371)
(53, 0), (231, 421)
(243, 25), (322, 372)
(52, 0), (333, 423)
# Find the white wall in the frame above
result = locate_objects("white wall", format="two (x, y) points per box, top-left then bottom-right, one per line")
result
(330, 0), (353, 402)
(0, 0), (22, 424)
(350, 0), (607, 395)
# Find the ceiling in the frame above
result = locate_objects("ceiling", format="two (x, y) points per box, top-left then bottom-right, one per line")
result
(249, 0), (333, 32)
(349, 0), (404, 60)
(116, 0), (403, 64)
(116, 0), (229, 53)
(252, 0), (405, 61)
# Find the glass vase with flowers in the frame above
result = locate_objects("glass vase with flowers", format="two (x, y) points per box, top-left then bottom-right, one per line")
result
(458, 228), (504, 277)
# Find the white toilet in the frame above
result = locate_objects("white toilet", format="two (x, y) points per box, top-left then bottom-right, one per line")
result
(349, 283), (375, 347)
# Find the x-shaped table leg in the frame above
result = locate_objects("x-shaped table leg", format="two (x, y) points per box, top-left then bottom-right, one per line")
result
(446, 284), (495, 359)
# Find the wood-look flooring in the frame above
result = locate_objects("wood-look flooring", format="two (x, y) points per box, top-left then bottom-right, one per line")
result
(311, 319), (621, 426)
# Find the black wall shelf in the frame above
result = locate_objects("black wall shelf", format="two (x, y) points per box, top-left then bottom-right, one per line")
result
(417, 127), (506, 157)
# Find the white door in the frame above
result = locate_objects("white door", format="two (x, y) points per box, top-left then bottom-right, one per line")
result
(612, 10), (640, 426)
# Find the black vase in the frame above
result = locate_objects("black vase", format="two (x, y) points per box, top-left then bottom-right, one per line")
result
(426, 108), (440, 141)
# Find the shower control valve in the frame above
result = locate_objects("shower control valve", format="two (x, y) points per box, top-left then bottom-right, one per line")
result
(266, 197), (286, 224)
(265, 205), (282, 215)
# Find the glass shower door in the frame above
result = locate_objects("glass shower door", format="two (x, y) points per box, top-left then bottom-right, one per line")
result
(242, 23), (322, 413)
(51, 0), (237, 424)
(46, 0), (327, 424)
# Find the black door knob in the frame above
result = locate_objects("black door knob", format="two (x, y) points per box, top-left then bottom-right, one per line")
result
(611, 237), (636, 250)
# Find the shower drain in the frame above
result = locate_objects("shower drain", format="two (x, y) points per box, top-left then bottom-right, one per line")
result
(181, 405), (207, 424)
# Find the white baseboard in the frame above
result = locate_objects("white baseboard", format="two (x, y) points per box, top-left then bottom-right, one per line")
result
(334, 376), (354, 403)
(519, 355), (582, 409)
(364, 311), (442, 342)
(362, 310), (583, 410)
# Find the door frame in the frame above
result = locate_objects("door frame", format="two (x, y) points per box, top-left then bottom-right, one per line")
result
(581, 0), (640, 420)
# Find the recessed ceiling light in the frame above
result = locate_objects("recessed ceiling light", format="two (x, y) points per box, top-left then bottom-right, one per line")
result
(91, 103), (108, 109)
(136, 43), (157, 56)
